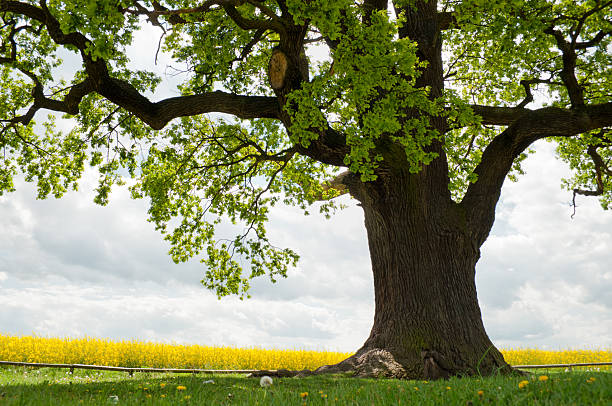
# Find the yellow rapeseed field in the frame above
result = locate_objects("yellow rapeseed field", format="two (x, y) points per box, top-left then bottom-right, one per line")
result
(0, 334), (350, 370)
(0, 334), (610, 370)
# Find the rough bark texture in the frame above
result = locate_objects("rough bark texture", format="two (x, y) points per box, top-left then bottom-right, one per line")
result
(311, 171), (514, 379)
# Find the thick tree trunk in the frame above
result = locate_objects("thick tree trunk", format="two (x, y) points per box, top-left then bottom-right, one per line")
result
(316, 174), (513, 379)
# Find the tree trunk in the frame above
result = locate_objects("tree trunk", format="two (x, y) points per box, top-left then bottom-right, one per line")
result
(316, 173), (513, 379)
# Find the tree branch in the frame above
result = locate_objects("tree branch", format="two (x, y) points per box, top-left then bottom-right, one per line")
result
(469, 105), (528, 126)
(544, 25), (584, 107)
(1, 0), (282, 129)
(126, 0), (284, 32)
(571, 143), (612, 218)
(575, 29), (612, 49)
(461, 102), (612, 245)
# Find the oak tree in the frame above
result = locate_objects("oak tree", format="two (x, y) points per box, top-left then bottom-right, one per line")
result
(1, 0), (611, 378)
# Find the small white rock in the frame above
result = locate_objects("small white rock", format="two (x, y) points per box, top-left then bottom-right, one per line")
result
(259, 376), (273, 387)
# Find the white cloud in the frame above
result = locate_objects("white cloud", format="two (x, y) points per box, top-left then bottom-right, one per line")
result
(2, 141), (612, 352)
(477, 141), (612, 348)
(2, 23), (611, 355)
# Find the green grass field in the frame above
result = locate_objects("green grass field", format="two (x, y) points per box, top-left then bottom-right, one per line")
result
(0, 367), (610, 405)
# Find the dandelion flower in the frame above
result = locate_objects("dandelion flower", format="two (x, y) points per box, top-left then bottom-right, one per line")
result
(300, 392), (308, 398)
(477, 390), (484, 397)
(259, 376), (273, 387)
(539, 375), (548, 382)
(177, 385), (187, 391)
(518, 380), (529, 389)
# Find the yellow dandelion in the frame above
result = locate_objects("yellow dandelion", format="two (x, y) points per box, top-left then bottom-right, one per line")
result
(518, 380), (529, 389)
(161, 395), (166, 398)
(160, 383), (166, 388)
(184, 395), (191, 400)
(300, 392), (308, 398)
(539, 375), (549, 382)
(446, 386), (451, 390)
(414, 387), (419, 391)
(477, 390), (484, 397)
(177, 385), (187, 391)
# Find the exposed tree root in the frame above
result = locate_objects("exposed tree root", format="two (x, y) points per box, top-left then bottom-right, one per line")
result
(248, 347), (521, 380)
(313, 348), (410, 379)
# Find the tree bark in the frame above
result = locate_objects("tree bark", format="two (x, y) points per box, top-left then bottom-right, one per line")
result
(316, 172), (513, 379)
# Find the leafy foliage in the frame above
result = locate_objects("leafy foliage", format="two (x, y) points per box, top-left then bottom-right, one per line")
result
(0, 0), (610, 297)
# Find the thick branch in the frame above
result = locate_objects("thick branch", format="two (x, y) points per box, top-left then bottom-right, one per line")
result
(99, 85), (281, 129)
(461, 102), (612, 245)
(293, 126), (350, 167)
(469, 105), (528, 126)
(126, 0), (284, 32)
(575, 29), (612, 49)
(1, 0), (282, 129)
(544, 26), (584, 107)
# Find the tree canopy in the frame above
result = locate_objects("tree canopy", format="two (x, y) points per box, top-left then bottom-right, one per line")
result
(1, 0), (611, 300)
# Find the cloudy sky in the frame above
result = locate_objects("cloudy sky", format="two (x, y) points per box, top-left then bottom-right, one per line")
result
(1, 24), (611, 353)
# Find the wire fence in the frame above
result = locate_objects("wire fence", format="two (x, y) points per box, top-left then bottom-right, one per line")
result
(1, 360), (611, 376)
(0, 361), (272, 376)
(511, 362), (612, 370)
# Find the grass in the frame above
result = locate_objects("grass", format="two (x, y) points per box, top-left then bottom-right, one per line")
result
(0, 367), (610, 405)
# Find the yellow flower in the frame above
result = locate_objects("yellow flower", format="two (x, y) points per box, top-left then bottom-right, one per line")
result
(518, 380), (529, 389)
(161, 395), (166, 398)
(477, 390), (484, 397)
(184, 395), (191, 400)
(587, 377), (596, 383)
(414, 387), (419, 391)
(160, 383), (166, 388)
(539, 375), (549, 382)
(446, 386), (451, 390)
(300, 392), (308, 398)
(177, 385), (187, 391)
